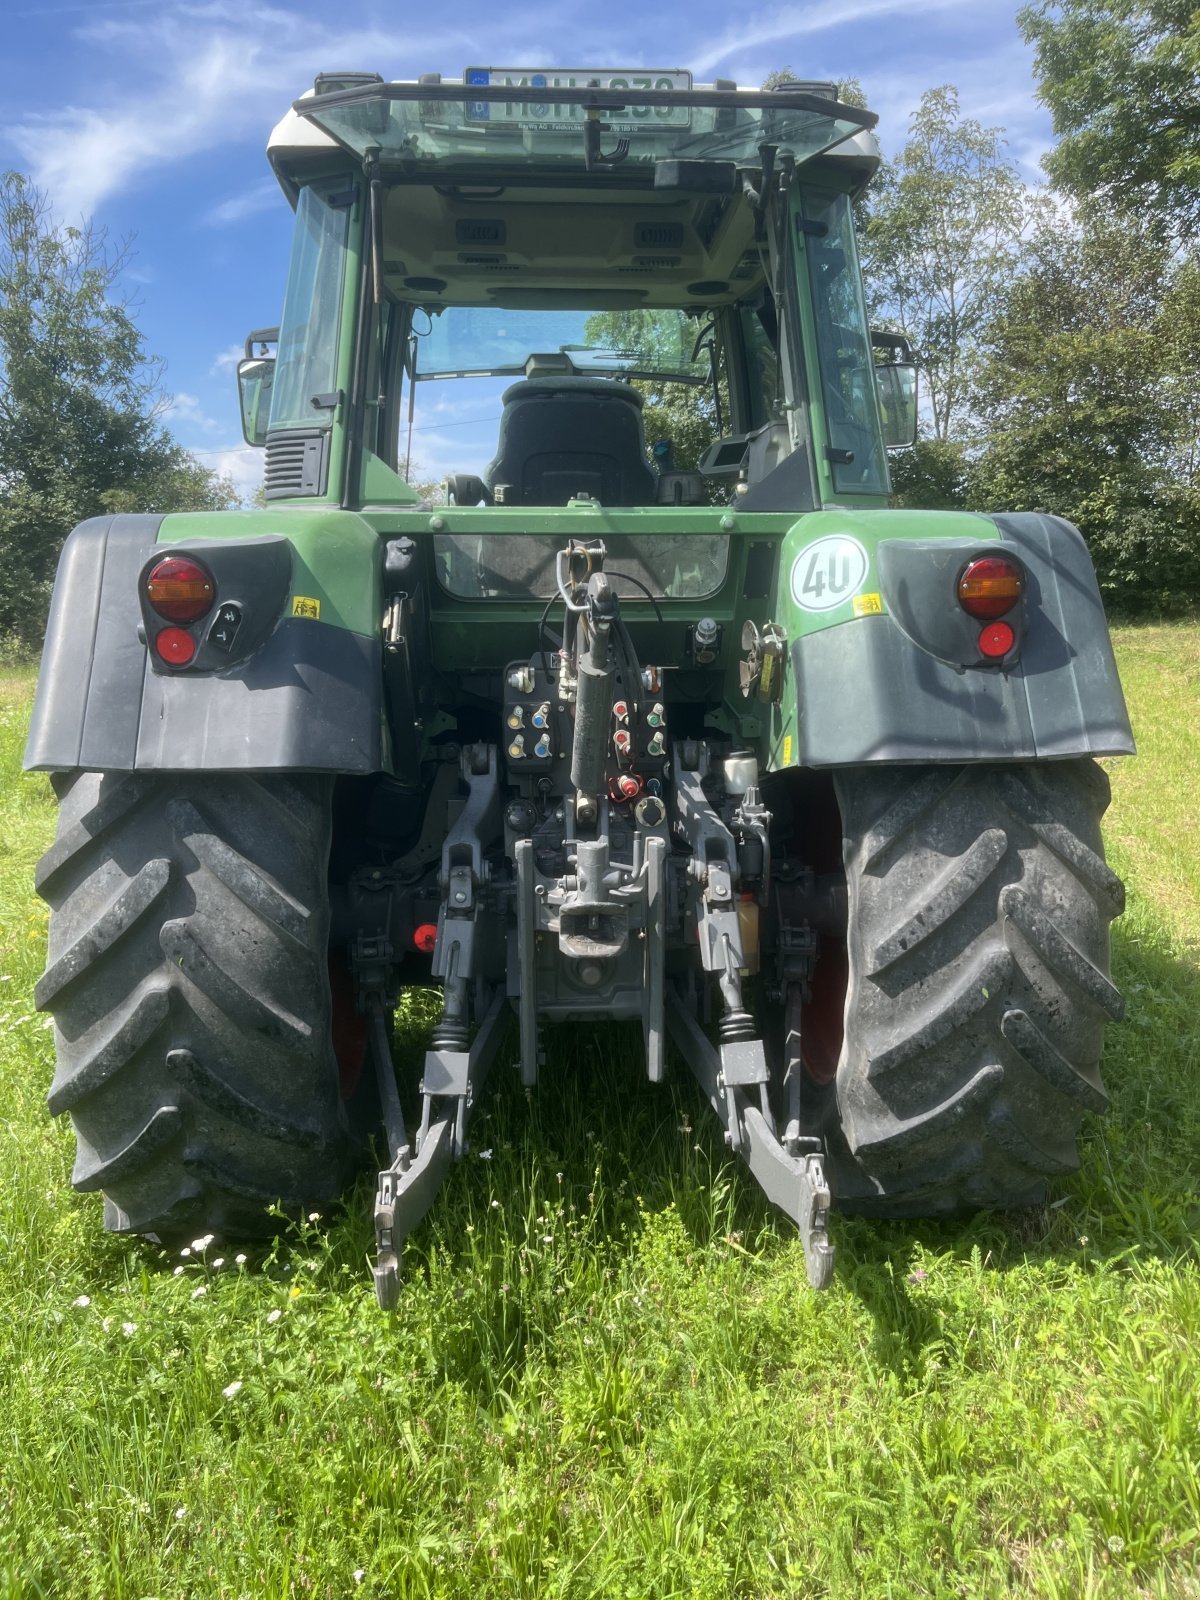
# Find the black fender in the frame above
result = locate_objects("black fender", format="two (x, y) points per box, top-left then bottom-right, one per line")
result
(790, 513), (1134, 765)
(24, 515), (384, 774)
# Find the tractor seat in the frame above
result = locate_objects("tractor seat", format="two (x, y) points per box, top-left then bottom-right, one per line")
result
(484, 378), (658, 507)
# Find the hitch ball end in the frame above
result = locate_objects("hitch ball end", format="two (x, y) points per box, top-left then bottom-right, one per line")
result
(724, 751), (759, 796)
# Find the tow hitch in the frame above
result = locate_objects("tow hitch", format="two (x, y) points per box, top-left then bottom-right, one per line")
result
(362, 542), (835, 1307)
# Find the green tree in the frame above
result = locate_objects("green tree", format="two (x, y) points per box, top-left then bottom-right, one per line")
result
(581, 307), (723, 479)
(1020, 0), (1200, 239)
(860, 87), (1047, 442)
(968, 210), (1200, 607)
(0, 172), (235, 649)
(888, 437), (970, 509)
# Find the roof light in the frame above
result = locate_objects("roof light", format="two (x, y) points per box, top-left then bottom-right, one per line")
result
(154, 627), (197, 667)
(146, 556), (215, 623)
(957, 556), (1024, 620)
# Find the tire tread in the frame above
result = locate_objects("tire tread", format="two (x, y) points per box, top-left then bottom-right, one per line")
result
(36, 772), (351, 1241)
(833, 759), (1123, 1212)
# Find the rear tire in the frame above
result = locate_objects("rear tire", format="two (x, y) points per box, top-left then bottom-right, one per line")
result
(831, 760), (1124, 1214)
(35, 771), (355, 1241)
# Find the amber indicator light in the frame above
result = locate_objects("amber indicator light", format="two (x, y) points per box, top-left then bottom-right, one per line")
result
(146, 556), (216, 623)
(957, 556), (1024, 621)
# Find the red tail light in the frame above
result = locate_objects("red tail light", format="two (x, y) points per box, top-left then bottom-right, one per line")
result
(146, 556), (215, 623)
(957, 557), (1024, 620)
(153, 626), (197, 666)
(978, 621), (1016, 659)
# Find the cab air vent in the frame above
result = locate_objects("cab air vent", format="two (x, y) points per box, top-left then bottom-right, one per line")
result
(456, 219), (506, 245)
(461, 258), (520, 272)
(264, 431), (328, 499)
(634, 222), (684, 249)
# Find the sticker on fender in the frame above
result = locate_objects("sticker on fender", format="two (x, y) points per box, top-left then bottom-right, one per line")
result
(790, 536), (869, 614)
(292, 596), (321, 620)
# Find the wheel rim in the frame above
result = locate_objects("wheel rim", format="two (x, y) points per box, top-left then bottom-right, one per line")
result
(800, 935), (846, 1085)
(328, 954), (368, 1099)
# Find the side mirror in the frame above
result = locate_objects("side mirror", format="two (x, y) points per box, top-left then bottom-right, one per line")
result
(237, 356), (275, 448)
(876, 362), (918, 451)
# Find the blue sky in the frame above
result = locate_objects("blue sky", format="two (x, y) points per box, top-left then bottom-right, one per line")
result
(2, 0), (1055, 498)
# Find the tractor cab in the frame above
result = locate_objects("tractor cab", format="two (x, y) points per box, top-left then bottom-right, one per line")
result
(243, 72), (914, 525)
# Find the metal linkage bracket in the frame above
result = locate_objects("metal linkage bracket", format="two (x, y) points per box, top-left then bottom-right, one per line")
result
(438, 743), (501, 905)
(665, 985), (835, 1289)
(373, 744), (508, 1309)
(372, 990), (508, 1310)
(673, 765), (745, 976)
(514, 838), (539, 1087)
(373, 1121), (450, 1311)
(644, 835), (667, 1083)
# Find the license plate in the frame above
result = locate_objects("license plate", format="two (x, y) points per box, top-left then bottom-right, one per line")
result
(463, 69), (692, 129)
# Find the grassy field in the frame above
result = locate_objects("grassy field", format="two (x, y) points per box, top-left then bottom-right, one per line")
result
(0, 626), (1197, 1600)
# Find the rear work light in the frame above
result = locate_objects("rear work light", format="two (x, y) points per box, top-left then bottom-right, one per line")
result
(145, 555), (215, 623)
(957, 556), (1024, 620)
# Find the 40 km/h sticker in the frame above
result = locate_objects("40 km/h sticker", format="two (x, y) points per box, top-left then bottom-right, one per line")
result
(790, 535), (870, 614)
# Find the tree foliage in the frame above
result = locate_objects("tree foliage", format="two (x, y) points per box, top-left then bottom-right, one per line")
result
(0, 172), (235, 649)
(860, 87), (1047, 441)
(969, 212), (1200, 607)
(1020, 0), (1200, 239)
(888, 437), (971, 510)
(581, 307), (723, 480)
(1005, 4), (1200, 602)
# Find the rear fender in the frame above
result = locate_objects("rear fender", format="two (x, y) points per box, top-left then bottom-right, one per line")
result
(25, 513), (385, 774)
(779, 510), (1134, 766)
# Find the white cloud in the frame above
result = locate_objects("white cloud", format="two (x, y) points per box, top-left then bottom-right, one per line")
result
(7, 6), (483, 219)
(162, 391), (223, 432)
(194, 442), (264, 503)
(5, 0), (1052, 218)
(404, 428), (490, 481)
(675, 0), (1053, 190)
(688, 0), (973, 78)
(204, 180), (280, 227)
(209, 342), (246, 376)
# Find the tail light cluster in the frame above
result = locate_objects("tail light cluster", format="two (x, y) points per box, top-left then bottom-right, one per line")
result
(956, 556), (1024, 661)
(144, 555), (215, 667)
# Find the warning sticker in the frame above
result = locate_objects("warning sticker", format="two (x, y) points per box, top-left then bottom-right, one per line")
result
(790, 536), (869, 614)
(853, 592), (883, 617)
(291, 596), (321, 620)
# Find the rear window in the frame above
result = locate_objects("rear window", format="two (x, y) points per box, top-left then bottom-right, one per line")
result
(433, 533), (729, 599)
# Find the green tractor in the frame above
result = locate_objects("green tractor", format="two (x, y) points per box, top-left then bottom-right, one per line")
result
(26, 71), (1132, 1304)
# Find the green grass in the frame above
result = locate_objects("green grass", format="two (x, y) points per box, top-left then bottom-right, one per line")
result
(1, 633), (1198, 1600)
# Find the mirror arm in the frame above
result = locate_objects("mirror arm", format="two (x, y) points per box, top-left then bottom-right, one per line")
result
(244, 326), (279, 359)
